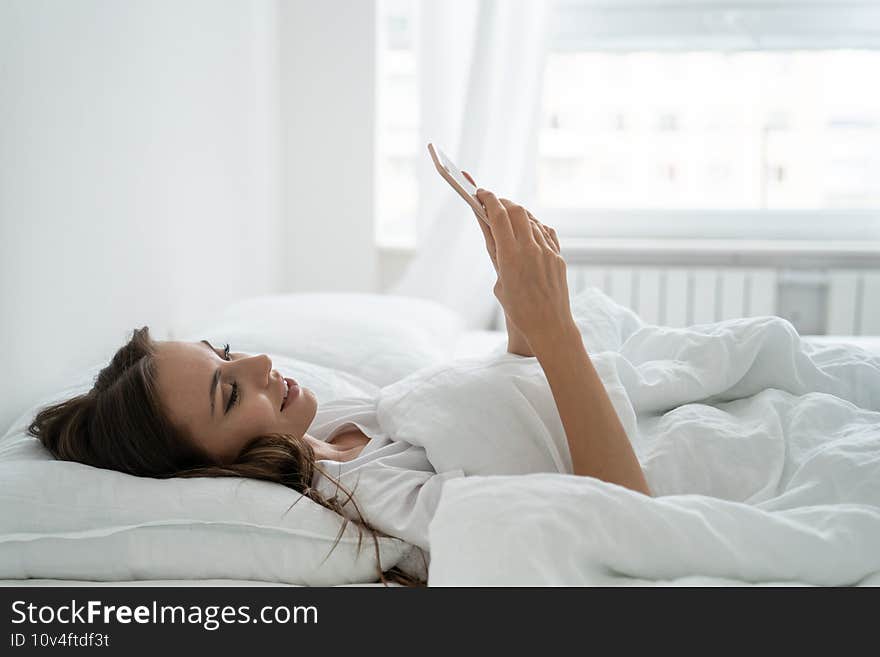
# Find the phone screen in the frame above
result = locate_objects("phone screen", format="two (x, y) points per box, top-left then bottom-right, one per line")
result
(435, 147), (478, 196)
(427, 142), (488, 223)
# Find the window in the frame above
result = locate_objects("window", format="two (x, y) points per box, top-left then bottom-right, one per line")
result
(539, 50), (880, 211)
(375, 0), (880, 245)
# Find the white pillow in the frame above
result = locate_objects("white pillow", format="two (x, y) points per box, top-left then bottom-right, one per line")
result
(0, 355), (412, 585)
(188, 293), (466, 387)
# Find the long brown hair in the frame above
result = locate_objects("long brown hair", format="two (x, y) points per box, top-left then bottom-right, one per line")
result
(28, 327), (423, 586)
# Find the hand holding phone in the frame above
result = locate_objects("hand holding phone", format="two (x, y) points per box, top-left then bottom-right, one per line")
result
(426, 143), (488, 224)
(426, 141), (568, 353)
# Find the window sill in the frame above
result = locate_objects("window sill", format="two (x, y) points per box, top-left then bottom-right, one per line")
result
(557, 237), (880, 269)
(536, 208), (880, 243)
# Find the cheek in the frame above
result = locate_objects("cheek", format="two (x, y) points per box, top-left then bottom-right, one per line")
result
(291, 389), (317, 423)
(257, 398), (282, 427)
(234, 399), (280, 437)
(278, 388), (315, 428)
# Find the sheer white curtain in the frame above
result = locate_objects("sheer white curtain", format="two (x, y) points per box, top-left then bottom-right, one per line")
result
(389, 0), (550, 329)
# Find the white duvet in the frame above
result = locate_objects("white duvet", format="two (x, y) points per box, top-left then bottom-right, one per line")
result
(426, 289), (880, 586)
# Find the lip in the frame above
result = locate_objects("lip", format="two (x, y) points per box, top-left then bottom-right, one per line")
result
(280, 376), (300, 411)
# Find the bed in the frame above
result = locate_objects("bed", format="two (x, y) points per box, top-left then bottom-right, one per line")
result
(3, 291), (880, 587)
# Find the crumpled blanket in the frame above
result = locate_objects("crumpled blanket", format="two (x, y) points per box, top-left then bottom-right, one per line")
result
(426, 289), (880, 585)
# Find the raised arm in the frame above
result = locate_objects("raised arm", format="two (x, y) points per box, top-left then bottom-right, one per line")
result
(474, 188), (651, 496)
(461, 170), (534, 357)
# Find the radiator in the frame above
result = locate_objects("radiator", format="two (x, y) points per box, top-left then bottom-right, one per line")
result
(537, 239), (880, 336)
(827, 271), (880, 335)
(567, 266), (778, 328)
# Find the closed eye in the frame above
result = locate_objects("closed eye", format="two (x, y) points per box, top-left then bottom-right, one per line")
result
(225, 381), (239, 413)
(219, 342), (239, 413)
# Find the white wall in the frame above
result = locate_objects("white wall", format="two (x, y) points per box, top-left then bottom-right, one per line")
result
(0, 0), (282, 431)
(278, 0), (378, 293)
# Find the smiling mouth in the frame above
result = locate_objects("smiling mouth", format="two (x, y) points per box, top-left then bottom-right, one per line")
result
(280, 377), (299, 411)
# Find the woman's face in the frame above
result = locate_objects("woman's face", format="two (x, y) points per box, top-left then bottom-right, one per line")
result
(153, 340), (317, 464)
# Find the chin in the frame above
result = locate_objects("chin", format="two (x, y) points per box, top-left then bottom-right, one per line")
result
(302, 386), (318, 413)
(294, 385), (316, 407)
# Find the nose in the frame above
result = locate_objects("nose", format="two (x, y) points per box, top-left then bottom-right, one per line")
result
(237, 353), (273, 386)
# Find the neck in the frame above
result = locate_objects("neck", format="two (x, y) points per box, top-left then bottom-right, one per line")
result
(304, 433), (357, 462)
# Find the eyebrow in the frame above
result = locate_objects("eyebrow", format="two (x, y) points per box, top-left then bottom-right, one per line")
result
(200, 340), (222, 417)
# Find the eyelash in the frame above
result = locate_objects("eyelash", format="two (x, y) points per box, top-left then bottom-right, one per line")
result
(221, 343), (239, 413)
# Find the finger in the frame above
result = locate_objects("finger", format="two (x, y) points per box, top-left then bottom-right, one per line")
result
(537, 222), (557, 253)
(498, 198), (537, 246)
(474, 209), (498, 270)
(526, 215), (553, 246)
(475, 189), (516, 251)
(531, 220), (553, 251)
(539, 224), (554, 251)
(463, 186), (498, 268)
(547, 225), (560, 253)
(523, 209), (554, 252)
(527, 210), (560, 253)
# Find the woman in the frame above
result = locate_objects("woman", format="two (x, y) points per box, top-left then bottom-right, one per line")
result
(28, 185), (650, 586)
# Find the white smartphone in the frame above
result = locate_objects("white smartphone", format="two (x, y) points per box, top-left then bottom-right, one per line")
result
(427, 143), (488, 224)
